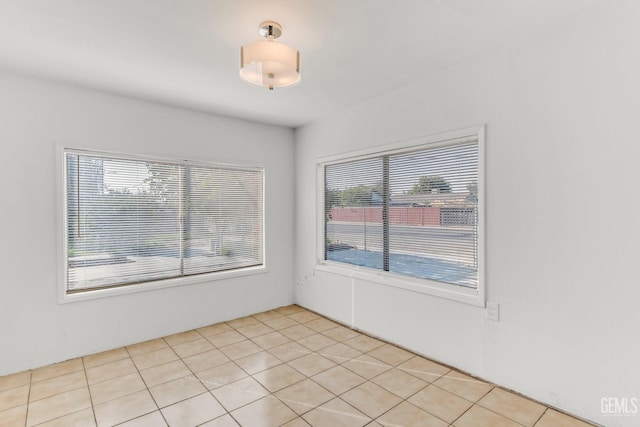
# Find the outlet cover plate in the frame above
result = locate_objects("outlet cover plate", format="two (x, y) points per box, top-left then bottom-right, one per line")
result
(486, 301), (500, 321)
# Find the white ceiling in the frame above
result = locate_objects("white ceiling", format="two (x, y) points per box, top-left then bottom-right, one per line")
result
(0, 0), (604, 128)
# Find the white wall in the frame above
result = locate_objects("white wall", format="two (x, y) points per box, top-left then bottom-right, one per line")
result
(0, 72), (295, 375)
(294, 3), (640, 426)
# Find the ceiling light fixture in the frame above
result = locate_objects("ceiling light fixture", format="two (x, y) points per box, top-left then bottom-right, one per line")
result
(240, 21), (300, 90)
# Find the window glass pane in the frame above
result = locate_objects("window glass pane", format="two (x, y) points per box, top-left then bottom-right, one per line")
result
(65, 151), (264, 294)
(67, 154), (181, 291)
(324, 158), (384, 270)
(388, 143), (478, 287)
(183, 166), (263, 275)
(323, 139), (479, 289)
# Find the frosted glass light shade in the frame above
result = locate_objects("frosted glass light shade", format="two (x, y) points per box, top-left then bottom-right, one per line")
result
(240, 40), (300, 90)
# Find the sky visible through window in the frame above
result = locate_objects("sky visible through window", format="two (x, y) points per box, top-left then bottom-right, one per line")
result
(102, 158), (151, 194)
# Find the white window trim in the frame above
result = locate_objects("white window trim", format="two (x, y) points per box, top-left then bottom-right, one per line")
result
(315, 125), (485, 307)
(56, 145), (268, 304)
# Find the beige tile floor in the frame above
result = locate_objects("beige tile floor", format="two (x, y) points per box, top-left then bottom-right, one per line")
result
(0, 305), (596, 427)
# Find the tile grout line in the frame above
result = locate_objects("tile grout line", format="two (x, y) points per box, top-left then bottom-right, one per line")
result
(228, 312), (316, 425)
(249, 314), (415, 424)
(216, 312), (328, 424)
(161, 333), (234, 425)
(24, 371), (32, 427)
(3, 306), (599, 427)
(298, 304), (602, 426)
(455, 401), (530, 427)
(368, 372), (441, 426)
(532, 407), (551, 426)
(227, 317), (308, 421)
(28, 374), (93, 426)
(81, 357), (98, 427)
(214, 313), (303, 425)
(168, 328), (249, 426)
(287, 308), (495, 426)
(122, 340), (169, 427)
(475, 387), (549, 427)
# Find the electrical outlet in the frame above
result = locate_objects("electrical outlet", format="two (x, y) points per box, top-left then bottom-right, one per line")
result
(486, 301), (500, 321)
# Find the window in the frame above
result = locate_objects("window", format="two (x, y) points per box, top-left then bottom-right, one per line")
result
(64, 149), (263, 295)
(321, 127), (483, 299)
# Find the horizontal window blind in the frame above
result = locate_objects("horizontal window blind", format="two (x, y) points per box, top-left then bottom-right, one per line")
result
(65, 151), (263, 293)
(324, 139), (478, 288)
(325, 158), (383, 268)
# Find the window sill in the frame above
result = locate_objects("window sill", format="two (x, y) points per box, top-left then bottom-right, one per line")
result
(314, 262), (484, 307)
(58, 265), (268, 304)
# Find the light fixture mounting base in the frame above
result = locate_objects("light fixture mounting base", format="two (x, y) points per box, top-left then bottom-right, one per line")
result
(259, 21), (282, 39)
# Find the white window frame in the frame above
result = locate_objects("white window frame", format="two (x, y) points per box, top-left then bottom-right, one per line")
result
(57, 145), (267, 304)
(315, 125), (485, 307)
